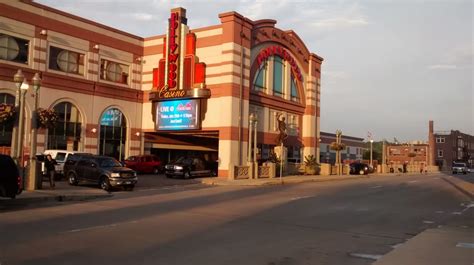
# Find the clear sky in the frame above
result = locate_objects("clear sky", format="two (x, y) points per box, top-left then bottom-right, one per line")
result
(37, 0), (473, 142)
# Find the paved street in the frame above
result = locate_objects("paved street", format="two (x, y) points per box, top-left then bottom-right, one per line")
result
(0, 173), (472, 265)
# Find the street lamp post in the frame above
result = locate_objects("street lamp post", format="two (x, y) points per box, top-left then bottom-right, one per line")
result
(370, 139), (374, 167)
(28, 73), (41, 190)
(17, 78), (29, 180)
(11, 70), (25, 166)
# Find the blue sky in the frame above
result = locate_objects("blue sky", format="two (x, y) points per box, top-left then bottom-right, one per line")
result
(37, 0), (473, 142)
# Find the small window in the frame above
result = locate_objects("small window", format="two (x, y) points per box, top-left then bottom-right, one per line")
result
(100, 59), (129, 84)
(49, 46), (84, 74)
(436, 137), (445, 143)
(0, 34), (29, 64)
(437, 150), (443, 157)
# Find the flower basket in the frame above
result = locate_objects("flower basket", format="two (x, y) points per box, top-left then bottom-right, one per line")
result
(36, 108), (59, 128)
(0, 103), (16, 125)
(329, 142), (346, 151)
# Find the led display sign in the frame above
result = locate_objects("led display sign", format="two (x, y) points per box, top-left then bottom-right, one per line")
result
(156, 99), (200, 130)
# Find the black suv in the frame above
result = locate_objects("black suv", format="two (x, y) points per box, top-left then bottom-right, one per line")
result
(165, 156), (217, 179)
(0, 154), (22, 198)
(64, 154), (137, 191)
(349, 162), (370, 175)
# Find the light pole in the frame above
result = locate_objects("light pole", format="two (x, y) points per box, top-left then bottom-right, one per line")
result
(28, 73), (41, 190)
(14, 71), (29, 179)
(370, 139), (374, 167)
(11, 70), (25, 166)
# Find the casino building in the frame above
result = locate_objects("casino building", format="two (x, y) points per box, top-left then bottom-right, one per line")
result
(0, 1), (323, 178)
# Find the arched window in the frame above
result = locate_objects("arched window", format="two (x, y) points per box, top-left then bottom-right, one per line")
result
(273, 57), (284, 97)
(290, 75), (300, 102)
(99, 108), (126, 160)
(0, 93), (15, 149)
(47, 102), (82, 150)
(253, 63), (267, 91)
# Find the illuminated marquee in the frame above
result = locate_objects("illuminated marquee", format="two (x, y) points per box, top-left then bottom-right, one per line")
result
(256, 46), (303, 81)
(167, 12), (179, 90)
(156, 99), (200, 130)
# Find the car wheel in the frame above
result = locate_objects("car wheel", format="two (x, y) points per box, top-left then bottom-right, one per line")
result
(124, 185), (134, 191)
(68, 172), (78, 186)
(100, 177), (111, 191)
(184, 171), (191, 179)
(153, 167), (160, 175)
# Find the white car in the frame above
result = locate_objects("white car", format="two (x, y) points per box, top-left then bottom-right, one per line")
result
(452, 162), (468, 174)
(43, 150), (91, 176)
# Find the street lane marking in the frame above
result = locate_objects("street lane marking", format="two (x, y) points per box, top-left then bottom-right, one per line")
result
(452, 212), (462, 215)
(290, 196), (313, 201)
(423, 220), (435, 224)
(456, 243), (474, 249)
(408, 180), (418, 183)
(65, 220), (139, 233)
(348, 253), (382, 260)
(370, 185), (383, 189)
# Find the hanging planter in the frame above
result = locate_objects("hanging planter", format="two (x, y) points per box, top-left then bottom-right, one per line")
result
(36, 108), (59, 129)
(330, 142), (346, 151)
(0, 103), (16, 125)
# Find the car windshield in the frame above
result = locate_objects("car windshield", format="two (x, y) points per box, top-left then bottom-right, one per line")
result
(55, 153), (66, 162)
(98, 158), (122, 167)
(453, 163), (466, 167)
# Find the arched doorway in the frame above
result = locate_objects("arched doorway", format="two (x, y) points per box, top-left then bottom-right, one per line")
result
(47, 102), (82, 151)
(99, 108), (126, 161)
(0, 93), (15, 154)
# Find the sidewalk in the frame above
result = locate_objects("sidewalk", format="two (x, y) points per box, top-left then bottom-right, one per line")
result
(374, 226), (474, 265)
(441, 175), (474, 199)
(0, 180), (112, 205)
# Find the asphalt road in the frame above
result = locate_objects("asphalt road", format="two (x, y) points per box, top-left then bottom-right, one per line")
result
(0, 173), (472, 265)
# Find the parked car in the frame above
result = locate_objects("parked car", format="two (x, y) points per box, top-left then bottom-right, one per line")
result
(0, 154), (22, 199)
(65, 154), (137, 191)
(124, 155), (163, 174)
(452, 162), (468, 174)
(43, 150), (91, 178)
(165, 157), (217, 179)
(349, 162), (369, 175)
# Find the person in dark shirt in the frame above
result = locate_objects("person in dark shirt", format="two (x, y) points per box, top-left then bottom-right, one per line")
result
(44, 154), (57, 189)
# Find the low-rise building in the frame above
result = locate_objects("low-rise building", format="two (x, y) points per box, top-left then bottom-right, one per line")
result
(433, 130), (473, 169)
(319, 131), (364, 164)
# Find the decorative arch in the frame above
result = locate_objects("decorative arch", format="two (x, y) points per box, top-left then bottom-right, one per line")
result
(250, 43), (306, 106)
(98, 106), (128, 161)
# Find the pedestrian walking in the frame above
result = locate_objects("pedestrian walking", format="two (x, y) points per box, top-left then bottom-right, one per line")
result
(403, 162), (408, 173)
(44, 154), (57, 189)
(419, 163), (424, 174)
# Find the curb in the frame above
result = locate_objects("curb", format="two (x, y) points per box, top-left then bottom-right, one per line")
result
(201, 175), (371, 186)
(1, 193), (113, 206)
(441, 176), (474, 199)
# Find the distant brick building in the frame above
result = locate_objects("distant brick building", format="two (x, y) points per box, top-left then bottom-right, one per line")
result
(386, 143), (429, 169)
(433, 130), (474, 169)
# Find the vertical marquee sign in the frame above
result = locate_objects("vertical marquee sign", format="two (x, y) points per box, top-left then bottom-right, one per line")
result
(150, 8), (211, 131)
(167, 11), (180, 91)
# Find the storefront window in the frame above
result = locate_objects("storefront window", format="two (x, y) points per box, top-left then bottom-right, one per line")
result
(273, 57), (284, 96)
(0, 34), (29, 64)
(99, 108), (126, 160)
(0, 93), (15, 151)
(47, 102), (82, 150)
